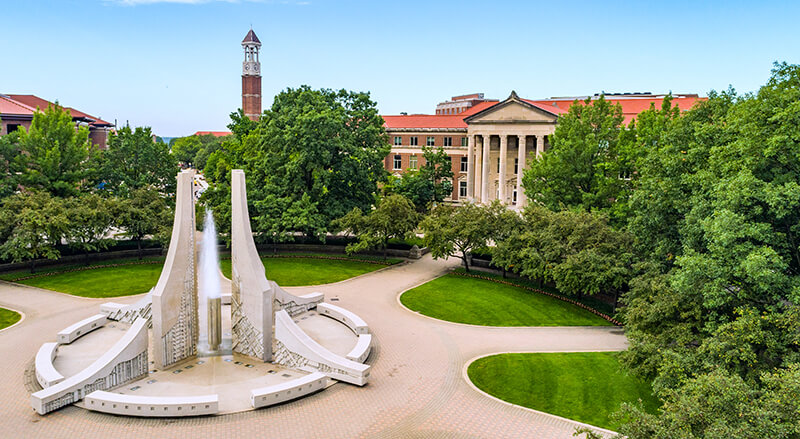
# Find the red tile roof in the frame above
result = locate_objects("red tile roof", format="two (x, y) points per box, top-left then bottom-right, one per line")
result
(193, 131), (232, 137)
(0, 95), (35, 116)
(4, 94), (112, 127)
(383, 94), (705, 129)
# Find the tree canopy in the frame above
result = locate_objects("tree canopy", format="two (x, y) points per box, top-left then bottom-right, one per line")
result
(99, 126), (178, 196)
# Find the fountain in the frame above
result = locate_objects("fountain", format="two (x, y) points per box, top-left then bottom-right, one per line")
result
(200, 210), (223, 352)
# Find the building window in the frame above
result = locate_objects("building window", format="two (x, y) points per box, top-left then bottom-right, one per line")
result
(393, 155), (402, 170)
(443, 137), (452, 147)
(459, 181), (467, 198)
(6, 124), (20, 134)
(410, 136), (418, 146)
(393, 136), (402, 146)
(514, 158), (519, 174)
(513, 189), (518, 204)
(461, 137), (468, 147)
(426, 136), (435, 146)
(497, 157), (500, 173)
(460, 156), (468, 172)
(445, 156), (452, 169)
(410, 155), (418, 169)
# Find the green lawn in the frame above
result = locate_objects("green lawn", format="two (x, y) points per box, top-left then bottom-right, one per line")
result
(10, 254), (398, 297)
(400, 274), (611, 326)
(220, 255), (397, 286)
(0, 307), (22, 329)
(468, 352), (660, 431)
(17, 263), (163, 298)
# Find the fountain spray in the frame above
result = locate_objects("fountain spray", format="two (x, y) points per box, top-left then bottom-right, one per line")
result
(201, 210), (222, 351)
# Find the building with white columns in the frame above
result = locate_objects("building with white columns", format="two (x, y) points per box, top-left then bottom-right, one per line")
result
(382, 91), (704, 208)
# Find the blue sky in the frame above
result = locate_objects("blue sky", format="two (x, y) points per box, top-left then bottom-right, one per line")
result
(2, 0), (798, 136)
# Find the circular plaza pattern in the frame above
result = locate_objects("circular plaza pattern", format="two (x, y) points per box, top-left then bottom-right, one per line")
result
(0, 254), (627, 438)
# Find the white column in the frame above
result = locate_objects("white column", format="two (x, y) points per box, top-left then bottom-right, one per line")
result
(466, 135), (475, 200)
(480, 134), (490, 203)
(535, 134), (544, 158)
(517, 135), (526, 208)
(498, 135), (508, 204)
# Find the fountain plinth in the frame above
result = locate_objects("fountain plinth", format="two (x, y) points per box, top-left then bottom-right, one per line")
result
(208, 297), (222, 350)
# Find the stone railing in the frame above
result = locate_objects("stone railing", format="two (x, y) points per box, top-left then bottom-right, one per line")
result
(35, 342), (64, 388)
(317, 303), (370, 335)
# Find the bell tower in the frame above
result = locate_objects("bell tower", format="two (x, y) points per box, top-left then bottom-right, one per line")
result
(241, 29), (262, 121)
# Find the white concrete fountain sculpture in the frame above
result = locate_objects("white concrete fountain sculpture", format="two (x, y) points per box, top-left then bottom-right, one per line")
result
(29, 169), (373, 417)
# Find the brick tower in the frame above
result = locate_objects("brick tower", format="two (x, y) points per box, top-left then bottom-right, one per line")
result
(241, 29), (262, 121)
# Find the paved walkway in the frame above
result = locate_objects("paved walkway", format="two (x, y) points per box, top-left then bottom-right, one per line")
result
(0, 254), (627, 438)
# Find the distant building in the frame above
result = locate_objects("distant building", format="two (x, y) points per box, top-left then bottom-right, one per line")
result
(383, 91), (705, 206)
(193, 131), (232, 138)
(0, 94), (114, 148)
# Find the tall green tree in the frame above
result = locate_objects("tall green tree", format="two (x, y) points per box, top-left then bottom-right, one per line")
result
(522, 95), (629, 223)
(619, 63), (800, 437)
(0, 191), (68, 272)
(244, 86), (390, 239)
(114, 187), (173, 259)
(63, 194), (117, 264)
(420, 202), (494, 271)
(393, 146), (454, 212)
(16, 104), (92, 197)
(332, 194), (419, 259)
(99, 126), (178, 195)
(0, 126), (22, 198)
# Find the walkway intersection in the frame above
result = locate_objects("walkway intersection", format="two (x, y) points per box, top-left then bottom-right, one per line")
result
(0, 254), (627, 438)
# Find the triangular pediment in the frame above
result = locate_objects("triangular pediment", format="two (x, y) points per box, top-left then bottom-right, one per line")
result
(464, 93), (558, 124)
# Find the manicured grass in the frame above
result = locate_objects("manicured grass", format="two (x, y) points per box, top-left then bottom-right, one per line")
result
(7, 253), (400, 297)
(400, 274), (611, 326)
(0, 256), (164, 282)
(0, 307), (22, 329)
(468, 352), (660, 431)
(17, 263), (163, 298)
(220, 254), (399, 286)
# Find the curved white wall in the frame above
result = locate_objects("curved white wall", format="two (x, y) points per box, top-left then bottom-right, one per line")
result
(346, 334), (372, 364)
(35, 342), (64, 388)
(57, 314), (107, 344)
(274, 310), (370, 386)
(317, 303), (369, 335)
(250, 372), (327, 409)
(85, 391), (218, 417)
(31, 317), (149, 415)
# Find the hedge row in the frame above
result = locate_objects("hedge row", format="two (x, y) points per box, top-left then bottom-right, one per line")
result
(449, 271), (622, 326)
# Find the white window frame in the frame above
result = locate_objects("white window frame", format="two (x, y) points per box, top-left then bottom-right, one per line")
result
(410, 136), (418, 146)
(443, 137), (452, 147)
(426, 136), (435, 147)
(459, 181), (467, 197)
(460, 156), (468, 172)
(393, 155), (402, 170)
(410, 155), (418, 169)
(393, 136), (402, 146)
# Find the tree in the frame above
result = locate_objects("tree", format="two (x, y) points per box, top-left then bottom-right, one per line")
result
(0, 191), (68, 272)
(332, 194), (419, 259)
(619, 63), (800, 435)
(420, 202), (493, 271)
(493, 205), (633, 305)
(392, 146), (454, 212)
(15, 104), (92, 197)
(99, 126), (178, 196)
(521, 95), (630, 224)
(63, 194), (117, 264)
(244, 86), (390, 238)
(115, 187), (173, 259)
(0, 126), (22, 198)
(170, 135), (202, 168)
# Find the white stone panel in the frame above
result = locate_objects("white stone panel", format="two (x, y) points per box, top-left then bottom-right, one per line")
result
(85, 391), (218, 417)
(346, 334), (372, 364)
(317, 303), (370, 335)
(35, 342), (64, 388)
(250, 371), (327, 409)
(57, 314), (107, 344)
(230, 170), (274, 362)
(151, 170), (198, 369)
